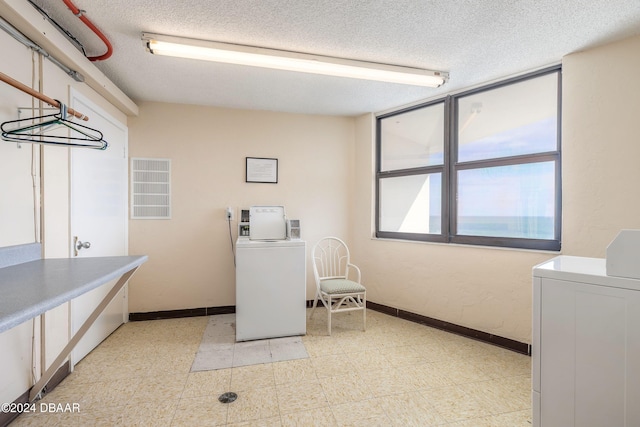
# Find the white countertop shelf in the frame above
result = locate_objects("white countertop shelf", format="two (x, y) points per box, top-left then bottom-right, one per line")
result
(0, 255), (148, 334)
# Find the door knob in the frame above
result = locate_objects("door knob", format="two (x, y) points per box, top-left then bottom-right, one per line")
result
(76, 240), (91, 250)
(73, 236), (92, 257)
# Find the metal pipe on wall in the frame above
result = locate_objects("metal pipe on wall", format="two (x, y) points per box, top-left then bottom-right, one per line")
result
(0, 15), (84, 82)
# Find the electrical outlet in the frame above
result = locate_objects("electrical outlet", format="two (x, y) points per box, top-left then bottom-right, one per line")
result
(226, 207), (234, 221)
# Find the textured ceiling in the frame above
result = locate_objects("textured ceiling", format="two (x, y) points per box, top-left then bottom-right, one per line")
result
(26, 0), (640, 116)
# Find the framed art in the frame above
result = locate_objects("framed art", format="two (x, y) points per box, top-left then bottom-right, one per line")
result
(246, 157), (278, 183)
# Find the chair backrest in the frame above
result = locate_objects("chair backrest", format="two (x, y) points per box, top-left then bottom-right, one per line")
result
(312, 237), (351, 283)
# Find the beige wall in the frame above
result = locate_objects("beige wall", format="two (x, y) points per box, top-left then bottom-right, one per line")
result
(128, 102), (354, 312)
(351, 34), (640, 344)
(562, 35), (640, 256)
(0, 31), (37, 246)
(0, 29), (51, 407)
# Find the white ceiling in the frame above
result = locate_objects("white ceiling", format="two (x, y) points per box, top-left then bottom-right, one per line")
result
(26, 0), (640, 116)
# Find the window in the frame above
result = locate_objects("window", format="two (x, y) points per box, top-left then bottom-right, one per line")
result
(376, 67), (561, 250)
(378, 102), (446, 239)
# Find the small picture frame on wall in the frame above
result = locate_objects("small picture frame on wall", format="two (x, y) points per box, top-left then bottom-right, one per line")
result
(246, 157), (278, 183)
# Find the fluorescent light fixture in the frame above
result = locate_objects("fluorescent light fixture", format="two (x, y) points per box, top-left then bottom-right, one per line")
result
(142, 33), (448, 87)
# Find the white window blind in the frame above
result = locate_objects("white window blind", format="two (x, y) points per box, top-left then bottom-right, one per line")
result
(131, 157), (171, 219)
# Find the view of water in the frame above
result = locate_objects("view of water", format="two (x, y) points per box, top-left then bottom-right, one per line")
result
(429, 216), (555, 239)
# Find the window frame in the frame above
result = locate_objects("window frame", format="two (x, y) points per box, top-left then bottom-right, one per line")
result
(376, 98), (451, 244)
(375, 66), (562, 251)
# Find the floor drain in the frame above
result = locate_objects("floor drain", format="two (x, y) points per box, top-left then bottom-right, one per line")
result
(218, 392), (238, 403)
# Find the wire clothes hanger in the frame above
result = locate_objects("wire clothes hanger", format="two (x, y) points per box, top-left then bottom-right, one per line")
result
(0, 71), (107, 150)
(1, 101), (108, 150)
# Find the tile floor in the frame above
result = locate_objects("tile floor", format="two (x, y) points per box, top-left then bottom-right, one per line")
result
(11, 309), (532, 426)
(191, 314), (308, 372)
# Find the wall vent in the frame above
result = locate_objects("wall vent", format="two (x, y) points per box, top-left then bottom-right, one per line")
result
(130, 157), (171, 219)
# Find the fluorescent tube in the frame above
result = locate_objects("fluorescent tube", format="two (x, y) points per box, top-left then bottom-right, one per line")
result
(142, 33), (448, 87)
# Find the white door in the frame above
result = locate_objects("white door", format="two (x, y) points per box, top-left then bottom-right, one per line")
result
(69, 90), (128, 364)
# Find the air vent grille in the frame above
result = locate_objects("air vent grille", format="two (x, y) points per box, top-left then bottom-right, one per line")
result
(131, 158), (171, 219)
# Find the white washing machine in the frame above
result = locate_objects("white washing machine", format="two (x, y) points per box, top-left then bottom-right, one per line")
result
(235, 237), (306, 341)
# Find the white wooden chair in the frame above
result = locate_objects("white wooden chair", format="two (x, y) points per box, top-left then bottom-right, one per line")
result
(309, 237), (366, 335)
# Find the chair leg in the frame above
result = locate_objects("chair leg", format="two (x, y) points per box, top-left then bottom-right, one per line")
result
(363, 298), (367, 332)
(327, 297), (332, 336)
(309, 291), (319, 318)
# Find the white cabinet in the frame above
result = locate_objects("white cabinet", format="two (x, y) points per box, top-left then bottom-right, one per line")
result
(533, 256), (640, 427)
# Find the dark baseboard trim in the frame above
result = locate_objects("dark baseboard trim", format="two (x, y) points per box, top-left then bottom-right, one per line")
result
(129, 306), (235, 321)
(128, 301), (530, 355)
(0, 390), (30, 427)
(367, 301), (531, 355)
(0, 361), (70, 427)
(46, 360), (71, 394)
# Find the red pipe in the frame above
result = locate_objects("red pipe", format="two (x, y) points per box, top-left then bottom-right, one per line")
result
(61, 0), (113, 61)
